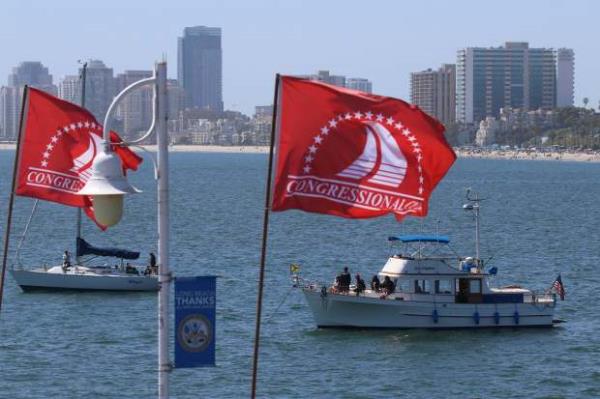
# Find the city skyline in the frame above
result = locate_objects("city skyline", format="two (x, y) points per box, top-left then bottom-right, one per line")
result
(1, 0), (598, 116)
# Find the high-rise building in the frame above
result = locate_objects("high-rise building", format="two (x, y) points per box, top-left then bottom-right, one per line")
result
(556, 48), (575, 107)
(1, 61), (57, 139)
(59, 75), (81, 104)
(299, 70), (373, 93)
(313, 70), (346, 87)
(115, 70), (152, 139)
(410, 64), (455, 125)
(178, 26), (223, 112)
(82, 60), (115, 121)
(8, 61), (56, 94)
(0, 86), (18, 140)
(167, 79), (185, 120)
(346, 78), (373, 93)
(456, 42), (557, 124)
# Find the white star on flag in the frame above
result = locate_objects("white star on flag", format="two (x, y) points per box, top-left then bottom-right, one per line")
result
(402, 128), (411, 136)
(305, 154), (314, 163)
(84, 121), (90, 128)
(418, 188), (424, 195)
(46, 144), (54, 151)
(43, 151), (50, 159)
(394, 122), (404, 130)
(51, 136), (58, 143)
(411, 142), (420, 148)
(413, 147), (422, 154)
(63, 126), (70, 133)
(408, 136), (417, 142)
(365, 111), (373, 119)
(69, 124), (76, 130)
(344, 113), (352, 120)
(303, 165), (311, 173)
(328, 119), (337, 128)
(321, 126), (330, 135)
(386, 117), (395, 125)
(354, 111), (363, 119)
(77, 122), (83, 128)
(417, 154), (423, 162)
(314, 135), (323, 144)
(41, 160), (48, 167)
(419, 176), (424, 184)
(308, 145), (317, 154)
(91, 122), (96, 128)
(376, 114), (384, 122)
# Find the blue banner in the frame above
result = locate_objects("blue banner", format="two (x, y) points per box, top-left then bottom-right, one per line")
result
(174, 276), (216, 368)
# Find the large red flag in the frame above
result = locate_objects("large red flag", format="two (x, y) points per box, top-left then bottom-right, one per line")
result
(272, 76), (456, 220)
(15, 87), (142, 227)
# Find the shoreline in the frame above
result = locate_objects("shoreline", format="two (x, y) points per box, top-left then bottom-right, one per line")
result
(1, 143), (599, 162)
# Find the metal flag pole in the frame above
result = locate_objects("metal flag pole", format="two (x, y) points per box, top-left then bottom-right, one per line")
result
(250, 73), (281, 399)
(0, 86), (30, 313)
(154, 62), (171, 399)
(75, 62), (88, 265)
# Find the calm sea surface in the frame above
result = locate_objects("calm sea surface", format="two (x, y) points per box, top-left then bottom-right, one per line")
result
(1, 150), (599, 398)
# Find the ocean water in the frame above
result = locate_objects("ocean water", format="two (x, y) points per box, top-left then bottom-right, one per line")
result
(1, 150), (599, 399)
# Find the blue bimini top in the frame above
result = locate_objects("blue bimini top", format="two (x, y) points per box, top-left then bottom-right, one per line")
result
(387, 234), (450, 244)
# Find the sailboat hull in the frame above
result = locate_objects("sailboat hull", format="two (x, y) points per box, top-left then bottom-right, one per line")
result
(10, 267), (158, 292)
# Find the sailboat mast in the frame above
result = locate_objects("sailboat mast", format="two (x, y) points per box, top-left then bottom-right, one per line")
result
(76, 62), (87, 265)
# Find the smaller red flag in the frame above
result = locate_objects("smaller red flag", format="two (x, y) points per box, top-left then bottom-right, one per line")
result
(15, 87), (142, 228)
(271, 76), (456, 221)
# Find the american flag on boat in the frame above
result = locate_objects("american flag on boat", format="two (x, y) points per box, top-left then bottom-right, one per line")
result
(552, 274), (565, 300)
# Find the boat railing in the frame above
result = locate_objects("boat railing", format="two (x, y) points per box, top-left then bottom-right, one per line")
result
(524, 291), (556, 306)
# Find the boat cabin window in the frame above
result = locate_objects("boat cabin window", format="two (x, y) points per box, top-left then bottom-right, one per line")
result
(414, 280), (430, 294)
(435, 280), (453, 294)
(469, 279), (482, 294)
(395, 279), (409, 292)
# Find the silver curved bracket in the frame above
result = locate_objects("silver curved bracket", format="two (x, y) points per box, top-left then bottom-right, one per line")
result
(102, 76), (157, 146)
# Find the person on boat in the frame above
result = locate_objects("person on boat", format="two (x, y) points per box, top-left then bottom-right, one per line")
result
(339, 267), (351, 293)
(126, 263), (139, 275)
(381, 275), (395, 296)
(62, 250), (71, 271)
(371, 275), (381, 292)
(354, 273), (366, 296)
(149, 252), (157, 274)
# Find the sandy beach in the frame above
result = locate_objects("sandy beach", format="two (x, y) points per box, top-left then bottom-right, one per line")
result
(0, 143), (269, 154)
(2, 143), (600, 162)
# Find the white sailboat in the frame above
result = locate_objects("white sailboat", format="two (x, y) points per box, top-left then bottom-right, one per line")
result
(10, 238), (158, 292)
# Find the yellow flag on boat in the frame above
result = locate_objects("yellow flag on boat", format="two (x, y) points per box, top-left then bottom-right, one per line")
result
(289, 264), (300, 274)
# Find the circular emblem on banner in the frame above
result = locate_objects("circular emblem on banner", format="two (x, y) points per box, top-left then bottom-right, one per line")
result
(177, 314), (212, 352)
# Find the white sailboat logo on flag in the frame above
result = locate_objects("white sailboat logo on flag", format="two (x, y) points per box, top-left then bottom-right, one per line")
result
(337, 121), (407, 188)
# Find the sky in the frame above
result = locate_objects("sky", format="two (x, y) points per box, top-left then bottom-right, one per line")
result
(2, 0), (599, 115)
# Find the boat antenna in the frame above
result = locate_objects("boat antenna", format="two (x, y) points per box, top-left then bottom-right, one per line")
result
(75, 60), (87, 265)
(463, 188), (484, 266)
